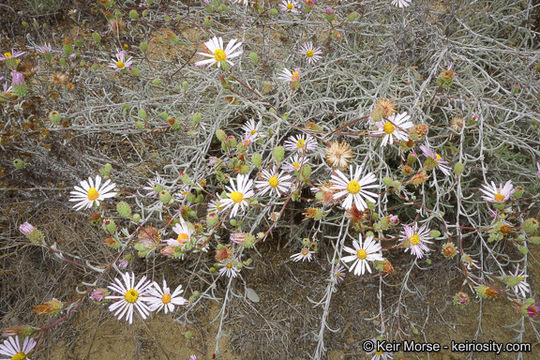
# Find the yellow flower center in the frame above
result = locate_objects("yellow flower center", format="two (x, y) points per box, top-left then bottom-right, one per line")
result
(519, 276), (524, 281)
(226, 263), (232, 268)
(347, 180), (361, 194)
(409, 234), (420, 245)
(4, 52), (12, 59)
(268, 176), (279, 188)
(230, 191), (244, 203)
(383, 122), (395, 134)
(336, 271), (341, 277)
(293, 161), (300, 169)
(161, 294), (172, 304)
(287, 3), (293, 9)
(494, 192), (505, 202)
(177, 233), (189, 244)
(435, 153), (442, 160)
(214, 49), (227, 62)
(356, 249), (367, 259)
(87, 187), (99, 201)
(116, 61), (125, 69)
(297, 138), (305, 148)
(251, 129), (257, 135)
(11, 352), (27, 360)
(306, 50), (314, 58)
(301, 249), (308, 255)
(124, 289), (139, 303)
(291, 71), (300, 82)
(376, 349), (383, 355)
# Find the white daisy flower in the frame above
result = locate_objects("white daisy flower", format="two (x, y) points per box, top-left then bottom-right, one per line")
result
(283, 154), (308, 173)
(173, 186), (192, 202)
(366, 338), (394, 359)
(479, 180), (514, 203)
(392, 0), (411, 8)
(279, 0), (299, 13)
(142, 175), (166, 197)
(218, 258), (241, 278)
(165, 217), (194, 247)
(298, 42), (322, 64)
(255, 168), (293, 197)
(69, 175), (117, 211)
(146, 279), (187, 314)
(509, 266), (530, 299)
(195, 36), (242, 69)
(106, 272), (154, 325)
(331, 165), (379, 211)
(341, 235), (383, 276)
(109, 50), (133, 71)
(333, 264), (346, 284)
(420, 144), (450, 176)
(278, 67), (301, 84)
(373, 112), (414, 147)
(0, 336), (36, 360)
(401, 223), (433, 259)
(221, 174), (254, 217)
(284, 134), (317, 153)
(208, 198), (225, 214)
(241, 119), (262, 142)
(290, 248), (314, 262)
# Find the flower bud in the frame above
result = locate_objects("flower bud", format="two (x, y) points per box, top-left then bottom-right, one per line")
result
(347, 11), (358, 22)
(129, 9), (139, 19)
(116, 201), (132, 218)
(453, 292), (469, 306)
(90, 288), (109, 303)
(159, 190), (172, 203)
(454, 162), (464, 175)
(475, 285), (498, 299)
(13, 158), (25, 169)
(216, 129), (226, 142)
(49, 110), (61, 124)
(104, 219), (117, 234)
(33, 299), (63, 316)
(273, 146), (285, 163)
(249, 52), (258, 64)
(441, 242), (457, 258)
(251, 153), (262, 168)
(19, 222), (34, 236)
(522, 218), (538, 234)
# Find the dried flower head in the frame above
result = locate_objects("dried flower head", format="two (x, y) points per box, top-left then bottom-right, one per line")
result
(375, 98), (396, 118)
(325, 141), (353, 170)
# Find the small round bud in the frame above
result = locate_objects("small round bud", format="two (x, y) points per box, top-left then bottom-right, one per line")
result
(454, 162), (464, 175)
(132, 213), (141, 222)
(116, 201), (132, 218)
(216, 129), (226, 142)
(453, 292), (470, 306)
(13, 158), (25, 169)
(139, 41), (148, 53)
(49, 111), (61, 124)
(159, 190), (172, 204)
(347, 11), (358, 22)
(522, 218), (538, 235)
(104, 219), (117, 234)
(251, 153), (262, 168)
(269, 8), (278, 15)
(249, 52), (258, 64)
(273, 146), (285, 163)
(441, 243), (457, 258)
